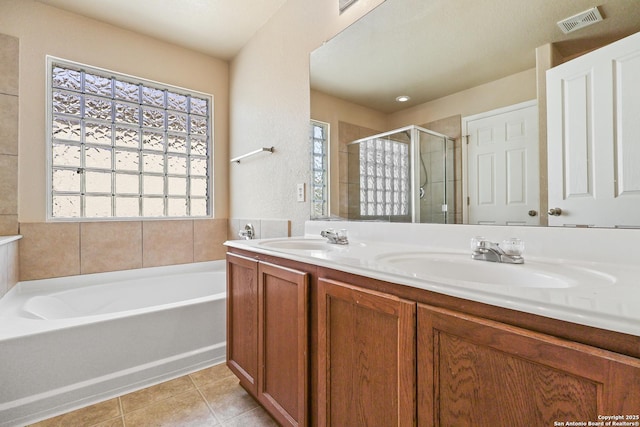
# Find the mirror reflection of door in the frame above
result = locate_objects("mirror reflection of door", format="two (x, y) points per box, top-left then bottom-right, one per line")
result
(547, 32), (640, 228)
(464, 101), (540, 225)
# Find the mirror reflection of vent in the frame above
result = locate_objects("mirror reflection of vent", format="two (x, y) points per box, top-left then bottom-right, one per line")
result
(557, 7), (603, 34)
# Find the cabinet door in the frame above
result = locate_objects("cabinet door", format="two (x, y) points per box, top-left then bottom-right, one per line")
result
(226, 253), (259, 395)
(257, 262), (309, 427)
(317, 278), (416, 427)
(418, 304), (640, 427)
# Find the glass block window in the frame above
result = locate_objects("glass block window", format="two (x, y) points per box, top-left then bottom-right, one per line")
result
(359, 138), (409, 216)
(310, 120), (329, 218)
(48, 57), (212, 219)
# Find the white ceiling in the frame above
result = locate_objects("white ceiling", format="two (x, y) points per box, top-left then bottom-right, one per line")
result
(34, 0), (640, 113)
(35, 0), (289, 60)
(311, 0), (640, 113)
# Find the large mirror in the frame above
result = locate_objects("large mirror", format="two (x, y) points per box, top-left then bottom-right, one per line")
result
(310, 0), (640, 226)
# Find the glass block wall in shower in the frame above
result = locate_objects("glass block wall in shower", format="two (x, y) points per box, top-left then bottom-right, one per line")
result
(358, 137), (410, 217)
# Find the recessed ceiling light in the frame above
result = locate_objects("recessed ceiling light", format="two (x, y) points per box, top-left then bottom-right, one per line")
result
(395, 95), (410, 102)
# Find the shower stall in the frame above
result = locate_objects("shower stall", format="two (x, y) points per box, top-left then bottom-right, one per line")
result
(347, 125), (456, 223)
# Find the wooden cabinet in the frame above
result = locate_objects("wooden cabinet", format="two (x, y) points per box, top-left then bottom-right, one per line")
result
(418, 303), (640, 427)
(227, 253), (259, 394)
(317, 278), (416, 427)
(227, 249), (640, 427)
(227, 253), (309, 427)
(258, 261), (309, 427)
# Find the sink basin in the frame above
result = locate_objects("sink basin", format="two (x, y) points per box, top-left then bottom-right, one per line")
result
(374, 252), (615, 289)
(258, 238), (335, 251)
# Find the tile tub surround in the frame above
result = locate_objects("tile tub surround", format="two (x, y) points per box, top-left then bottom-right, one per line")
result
(19, 219), (228, 281)
(0, 235), (20, 298)
(0, 33), (19, 236)
(29, 364), (277, 427)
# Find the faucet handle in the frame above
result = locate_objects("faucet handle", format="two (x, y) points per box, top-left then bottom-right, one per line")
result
(470, 236), (486, 251)
(501, 238), (524, 256)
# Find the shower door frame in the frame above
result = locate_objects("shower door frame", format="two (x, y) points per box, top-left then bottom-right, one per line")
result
(349, 124), (453, 223)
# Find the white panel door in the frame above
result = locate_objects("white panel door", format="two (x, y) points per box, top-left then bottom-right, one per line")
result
(547, 31), (640, 228)
(464, 101), (539, 225)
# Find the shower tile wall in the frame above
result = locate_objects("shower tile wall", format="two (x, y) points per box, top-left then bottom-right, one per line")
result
(19, 219), (228, 281)
(422, 115), (462, 224)
(419, 135), (447, 224)
(0, 33), (19, 235)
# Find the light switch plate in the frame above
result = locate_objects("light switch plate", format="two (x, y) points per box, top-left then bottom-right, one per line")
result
(297, 183), (305, 202)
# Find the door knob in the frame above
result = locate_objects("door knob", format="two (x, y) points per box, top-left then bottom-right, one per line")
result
(548, 208), (563, 216)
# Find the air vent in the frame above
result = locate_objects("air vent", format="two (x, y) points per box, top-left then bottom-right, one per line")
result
(557, 7), (603, 34)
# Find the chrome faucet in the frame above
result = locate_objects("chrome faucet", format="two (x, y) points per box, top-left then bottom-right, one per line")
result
(239, 223), (255, 240)
(320, 228), (349, 245)
(471, 237), (524, 264)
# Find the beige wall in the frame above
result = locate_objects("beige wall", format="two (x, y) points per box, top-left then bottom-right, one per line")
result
(0, 0), (232, 279)
(0, 0), (229, 221)
(310, 89), (387, 216)
(229, 0), (385, 236)
(388, 68), (537, 128)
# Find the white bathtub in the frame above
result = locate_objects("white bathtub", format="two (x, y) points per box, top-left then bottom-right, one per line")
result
(0, 261), (226, 427)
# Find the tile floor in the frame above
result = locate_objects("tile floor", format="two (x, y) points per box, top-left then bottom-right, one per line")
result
(29, 363), (278, 427)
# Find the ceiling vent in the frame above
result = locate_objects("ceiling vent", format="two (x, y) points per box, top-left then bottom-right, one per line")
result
(557, 7), (603, 34)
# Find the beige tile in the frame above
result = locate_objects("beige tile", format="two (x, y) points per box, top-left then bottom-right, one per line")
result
(19, 222), (80, 280)
(222, 406), (278, 427)
(189, 363), (235, 388)
(28, 398), (121, 427)
(0, 154), (17, 215)
(193, 218), (227, 262)
(0, 214), (18, 235)
(0, 94), (18, 155)
(339, 182), (349, 218)
(347, 148), (360, 184)
(339, 150), (349, 184)
(124, 390), (218, 427)
(199, 375), (259, 421)
(91, 417), (124, 427)
(120, 376), (195, 413)
(0, 34), (18, 96)
(142, 220), (193, 267)
(80, 221), (142, 274)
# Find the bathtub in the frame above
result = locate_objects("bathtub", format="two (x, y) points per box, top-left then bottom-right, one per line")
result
(0, 261), (226, 427)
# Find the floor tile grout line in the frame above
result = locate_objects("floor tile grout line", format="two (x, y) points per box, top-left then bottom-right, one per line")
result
(194, 386), (225, 426)
(33, 366), (247, 426)
(121, 385), (200, 416)
(118, 397), (126, 427)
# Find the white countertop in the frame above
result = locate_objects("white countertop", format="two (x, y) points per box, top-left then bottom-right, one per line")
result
(225, 221), (640, 337)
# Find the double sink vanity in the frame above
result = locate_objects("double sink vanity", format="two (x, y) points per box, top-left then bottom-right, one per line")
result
(225, 221), (640, 426)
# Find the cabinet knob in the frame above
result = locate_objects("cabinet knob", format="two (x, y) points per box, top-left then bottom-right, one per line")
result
(548, 208), (563, 216)
(528, 210), (538, 217)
